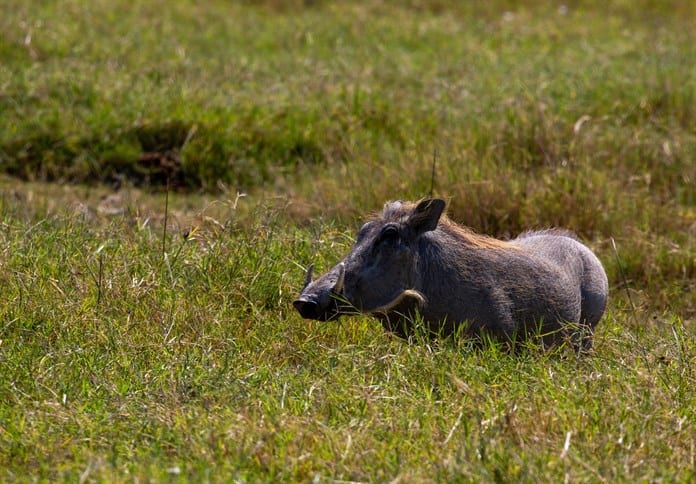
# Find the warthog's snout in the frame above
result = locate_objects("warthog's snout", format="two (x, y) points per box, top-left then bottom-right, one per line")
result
(293, 296), (322, 320)
(292, 295), (341, 321)
(293, 263), (345, 321)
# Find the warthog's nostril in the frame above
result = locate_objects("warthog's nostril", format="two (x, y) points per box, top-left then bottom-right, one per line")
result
(293, 298), (321, 320)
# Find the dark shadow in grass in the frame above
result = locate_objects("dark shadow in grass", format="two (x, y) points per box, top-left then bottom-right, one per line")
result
(0, 117), (330, 191)
(0, 120), (192, 189)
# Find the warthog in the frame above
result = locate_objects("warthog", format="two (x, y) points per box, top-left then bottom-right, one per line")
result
(294, 199), (608, 350)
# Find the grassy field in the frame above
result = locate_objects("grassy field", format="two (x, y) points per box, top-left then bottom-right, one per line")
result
(1, 0), (694, 481)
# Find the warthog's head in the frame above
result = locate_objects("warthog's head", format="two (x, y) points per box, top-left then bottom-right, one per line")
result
(293, 198), (446, 321)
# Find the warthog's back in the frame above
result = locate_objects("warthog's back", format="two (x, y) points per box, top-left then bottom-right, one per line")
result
(412, 226), (609, 348)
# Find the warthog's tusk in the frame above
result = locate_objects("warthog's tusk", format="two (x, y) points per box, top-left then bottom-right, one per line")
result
(303, 263), (314, 290)
(333, 262), (345, 294)
(370, 289), (426, 315)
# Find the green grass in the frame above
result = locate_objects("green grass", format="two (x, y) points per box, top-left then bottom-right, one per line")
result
(1, 0), (694, 481)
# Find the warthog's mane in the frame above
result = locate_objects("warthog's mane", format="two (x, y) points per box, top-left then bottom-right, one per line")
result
(439, 218), (519, 250)
(378, 200), (518, 250)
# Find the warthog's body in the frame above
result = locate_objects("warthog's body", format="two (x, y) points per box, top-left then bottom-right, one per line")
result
(294, 199), (608, 350)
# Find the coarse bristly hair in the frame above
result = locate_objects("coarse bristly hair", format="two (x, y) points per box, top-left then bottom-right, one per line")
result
(378, 200), (519, 250)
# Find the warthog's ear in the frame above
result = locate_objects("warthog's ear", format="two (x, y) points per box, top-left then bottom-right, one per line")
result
(408, 198), (446, 235)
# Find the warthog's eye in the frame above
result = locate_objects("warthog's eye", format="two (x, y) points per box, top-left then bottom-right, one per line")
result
(378, 225), (400, 245)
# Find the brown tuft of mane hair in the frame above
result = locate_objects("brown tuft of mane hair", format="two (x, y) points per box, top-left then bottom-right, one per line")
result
(438, 215), (519, 250)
